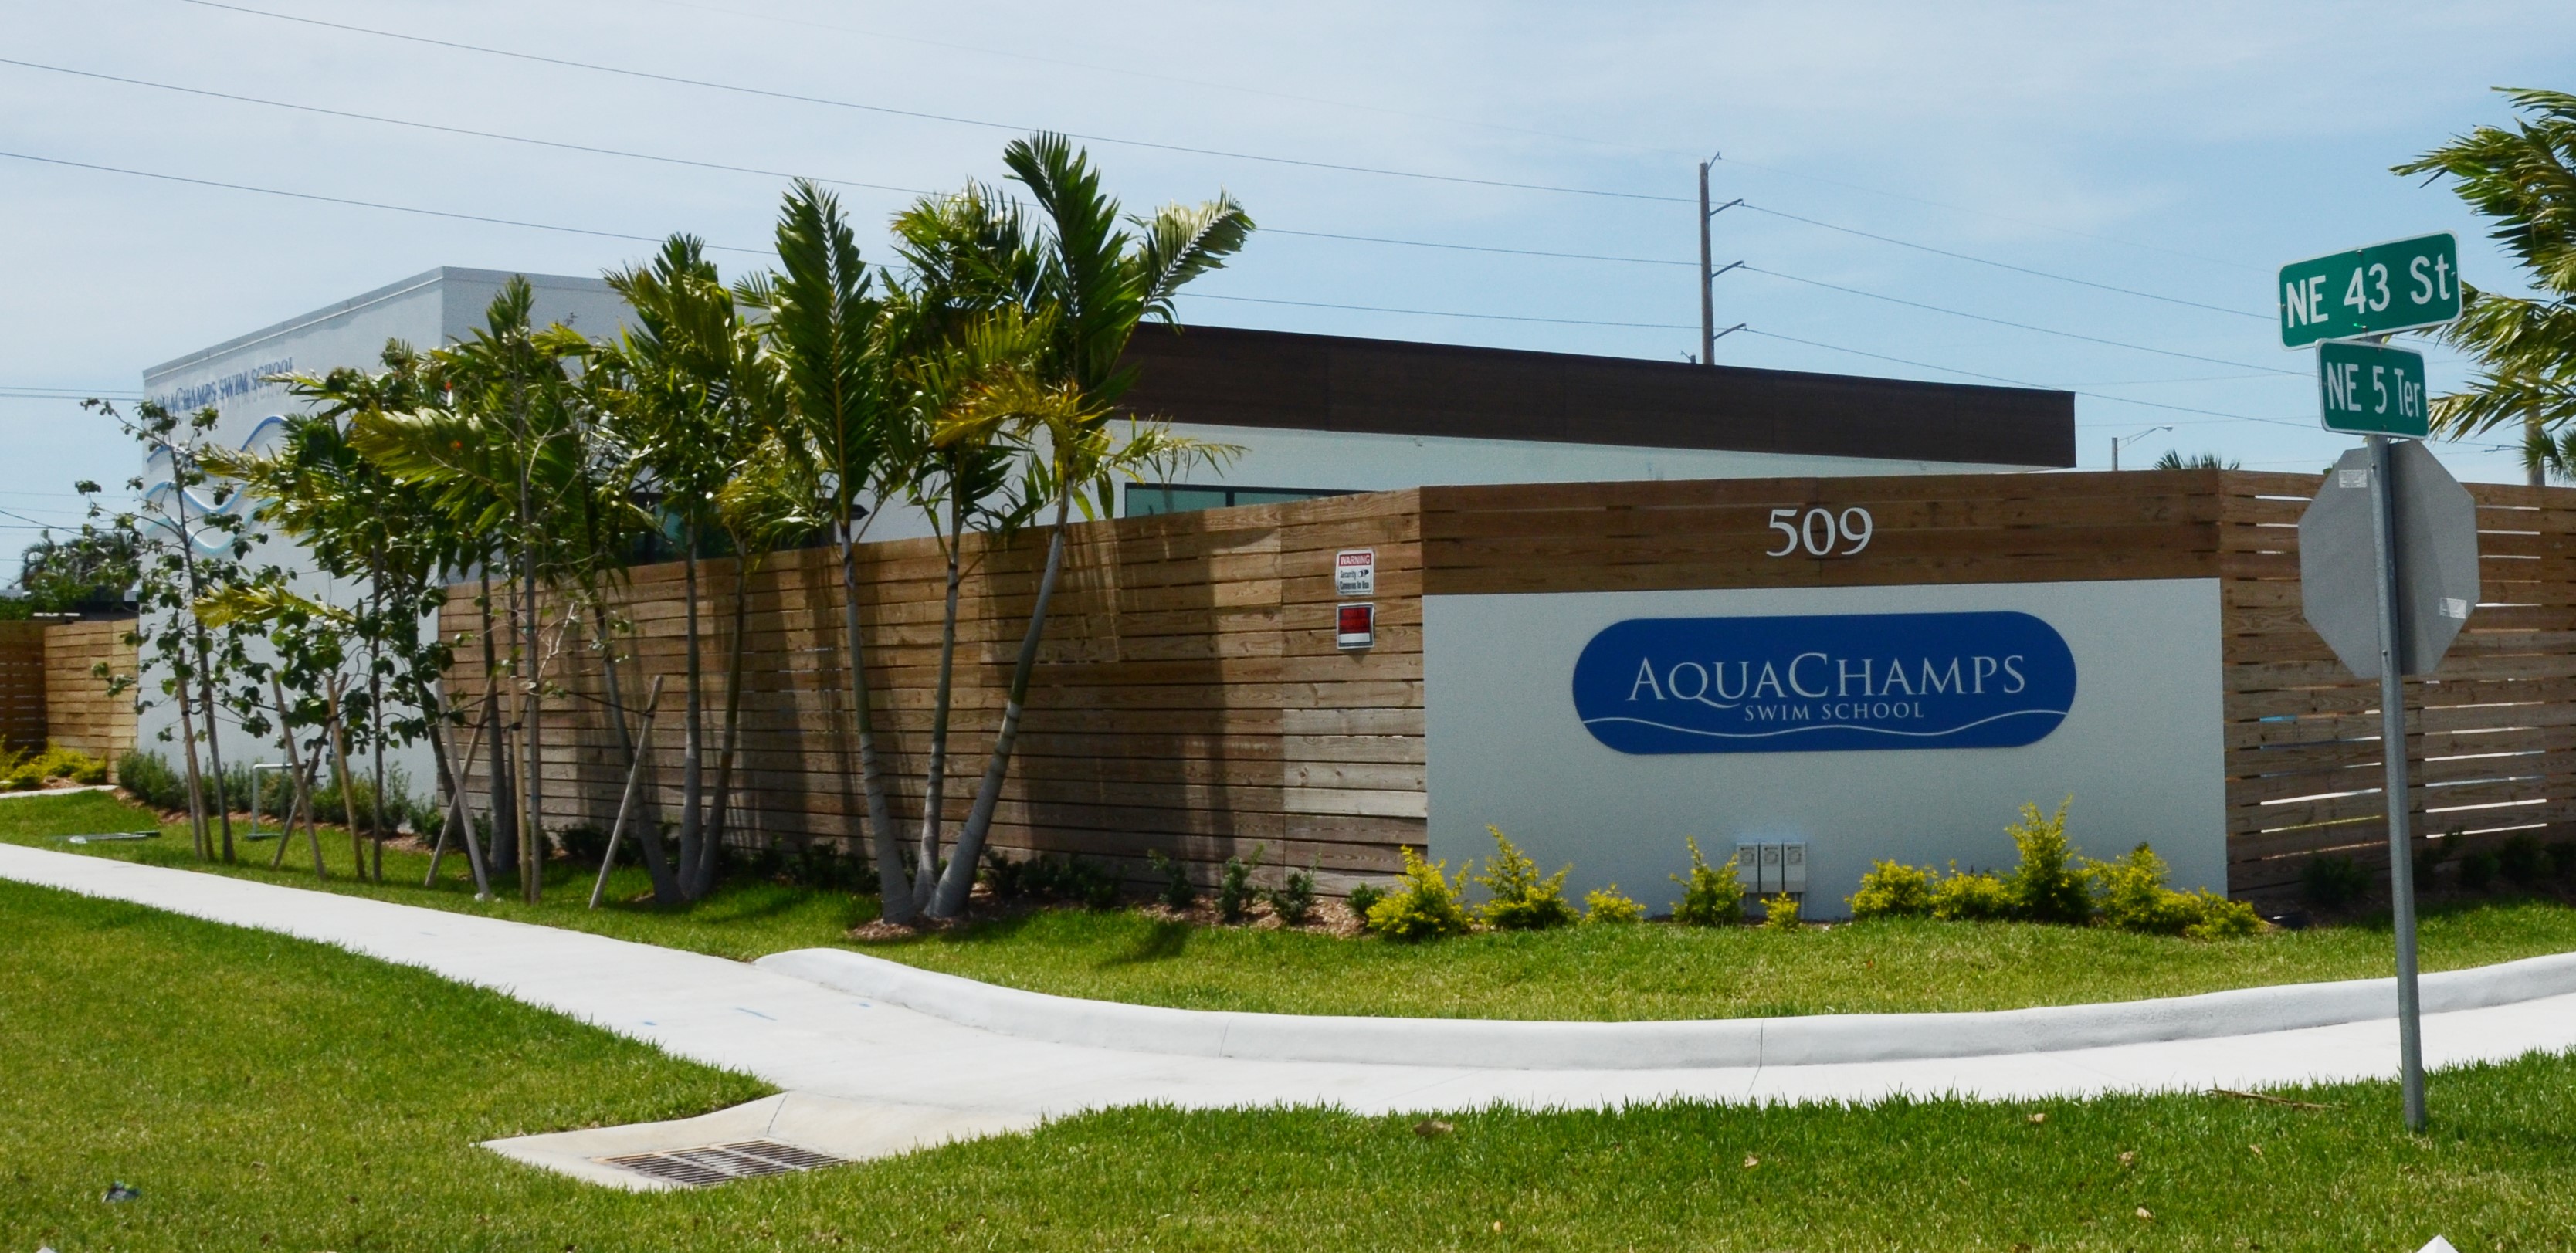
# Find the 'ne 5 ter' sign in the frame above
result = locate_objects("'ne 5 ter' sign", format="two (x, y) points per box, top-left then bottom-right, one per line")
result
(2279, 232), (2459, 347)
(2317, 340), (2429, 438)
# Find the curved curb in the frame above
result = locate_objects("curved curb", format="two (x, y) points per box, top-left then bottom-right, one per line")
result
(757, 947), (2576, 1071)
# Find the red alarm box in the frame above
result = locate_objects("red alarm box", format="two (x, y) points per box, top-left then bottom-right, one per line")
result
(1336, 603), (1374, 651)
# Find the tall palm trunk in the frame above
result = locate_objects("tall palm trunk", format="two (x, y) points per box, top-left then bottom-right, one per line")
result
(702, 553), (756, 895)
(913, 493), (967, 914)
(842, 519), (911, 923)
(676, 525), (708, 899)
(592, 604), (680, 903)
(933, 491), (1070, 917)
(478, 568), (516, 875)
(175, 480), (235, 862)
(516, 441), (544, 904)
(365, 574), (388, 882)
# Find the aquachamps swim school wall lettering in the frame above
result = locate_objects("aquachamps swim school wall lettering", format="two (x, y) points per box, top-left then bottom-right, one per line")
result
(1571, 611), (2079, 754)
(1424, 577), (2225, 919)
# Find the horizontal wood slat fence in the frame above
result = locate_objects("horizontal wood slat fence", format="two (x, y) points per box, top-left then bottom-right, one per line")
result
(0, 618), (138, 767)
(442, 491), (1425, 890)
(439, 469), (2576, 901)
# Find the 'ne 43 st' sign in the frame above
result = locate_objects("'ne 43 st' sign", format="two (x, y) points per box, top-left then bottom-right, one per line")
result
(2278, 232), (2460, 347)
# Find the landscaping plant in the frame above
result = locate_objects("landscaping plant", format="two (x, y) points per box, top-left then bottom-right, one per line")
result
(2499, 833), (2546, 889)
(1761, 892), (1802, 931)
(1147, 848), (1196, 910)
(1366, 847), (1471, 941)
(1266, 863), (1317, 926)
(2002, 796), (2090, 923)
(1473, 825), (1574, 930)
(2460, 848), (2500, 892)
(1216, 844), (1266, 923)
(1581, 886), (1646, 924)
(1847, 858), (1935, 919)
(1669, 836), (1745, 926)
(2301, 853), (2371, 910)
(1344, 881), (1386, 923)
(1929, 865), (2016, 920)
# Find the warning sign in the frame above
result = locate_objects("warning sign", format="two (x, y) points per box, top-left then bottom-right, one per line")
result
(1335, 549), (1375, 596)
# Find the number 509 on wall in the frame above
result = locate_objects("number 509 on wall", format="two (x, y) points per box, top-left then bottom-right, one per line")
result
(1765, 506), (1874, 557)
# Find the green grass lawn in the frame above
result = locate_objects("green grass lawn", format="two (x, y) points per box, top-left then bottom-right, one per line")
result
(13, 790), (2576, 1021)
(5, 875), (2574, 1251)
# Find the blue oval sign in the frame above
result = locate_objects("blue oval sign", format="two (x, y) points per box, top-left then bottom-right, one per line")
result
(1571, 611), (2076, 754)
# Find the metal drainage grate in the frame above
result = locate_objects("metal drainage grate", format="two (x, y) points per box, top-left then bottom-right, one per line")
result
(598, 1140), (846, 1187)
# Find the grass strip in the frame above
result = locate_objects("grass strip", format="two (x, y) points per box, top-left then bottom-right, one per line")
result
(12, 791), (2576, 1021)
(4, 875), (2573, 1251)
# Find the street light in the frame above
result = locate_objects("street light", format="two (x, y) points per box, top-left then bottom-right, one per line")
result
(1697, 154), (1745, 366)
(2110, 425), (2172, 472)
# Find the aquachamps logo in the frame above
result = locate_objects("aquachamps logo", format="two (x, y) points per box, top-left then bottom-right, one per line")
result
(1571, 611), (2076, 755)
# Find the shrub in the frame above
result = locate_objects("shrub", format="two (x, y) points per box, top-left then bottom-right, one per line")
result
(1146, 849), (1196, 910)
(1930, 867), (2015, 921)
(1761, 892), (1802, 931)
(1366, 847), (1472, 941)
(2459, 848), (2500, 892)
(2301, 855), (2371, 910)
(1216, 844), (1266, 923)
(1669, 837), (1744, 927)
(4, 758), (39, 791)
(2004, 797), (2090, 924)
(116, 750), (185, 810)
(554, 823), (612, 864)
(1473, 826), (1575, 930)
(2551, 840), (2576, 882)
(1267, 864), (1317, 926)
(2181, 890), (2263, 939)
(2498, 834), (2546, 888)
(1581, 885), (1646, 924)
(1344, 881), (1387, 922)
(1848, 860), (1936, 919)
(2413, 832), (2455, 888)
(2087, 844), (2202, 936)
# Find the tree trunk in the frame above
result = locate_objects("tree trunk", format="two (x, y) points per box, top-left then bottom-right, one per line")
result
(478, 569), (516, 875)
(173, 663), (209, 860)
(913, 496), (966, 915)
(517, 534), (543, 905)
(366, 575), (388, 882)
(325, 672), (361, 875)
(931, 493), (1070, 918)
(592, 605), (680, 905)
(176, 505), (234, 863)
(842, 523), (910, 922)
(676, 530), (707, 899)
(702, 553), (756, 896)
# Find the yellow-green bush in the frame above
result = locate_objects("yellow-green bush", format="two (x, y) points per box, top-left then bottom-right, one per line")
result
(2004, 797), (2090, 923)
(1580, 885), (1646, 924)
(1847, 859), (1936, 919)
(1761, 892), (1802, 931)
(1473, 826), (1574, 930)
(1669, 837), (1744, 927)
(0, 743), (106, 791)
(1365, 847), (1473, 941)
(1929, 867), (2015, 921)
(2089, 842), (2262, 938)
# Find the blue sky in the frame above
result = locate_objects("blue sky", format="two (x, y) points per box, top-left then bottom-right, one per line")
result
(5, 0), (2574, 541)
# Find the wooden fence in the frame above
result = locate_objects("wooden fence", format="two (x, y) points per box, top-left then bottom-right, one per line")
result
(439, 469), (2576, 899)
(443, 490), (1425, 888)
(0, 618), (137, 766)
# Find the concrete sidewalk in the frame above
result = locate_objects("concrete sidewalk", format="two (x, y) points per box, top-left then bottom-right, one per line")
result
(7, 842), (2573, 1150)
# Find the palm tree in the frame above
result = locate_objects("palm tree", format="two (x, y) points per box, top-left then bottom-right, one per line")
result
(754, 182), (930, 919)
(352, 279), (626, 903)
(925, 134), (1252, 919)
(2395, 88), (2576, 480)
(594, 235), (778, 901)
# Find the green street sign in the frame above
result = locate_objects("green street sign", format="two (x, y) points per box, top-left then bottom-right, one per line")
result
(2317, 340), (2429, 437)
(2279, 232), (2460, 347)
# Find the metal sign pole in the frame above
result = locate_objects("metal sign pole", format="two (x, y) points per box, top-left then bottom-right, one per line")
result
(2366, 432), (2428, 1131)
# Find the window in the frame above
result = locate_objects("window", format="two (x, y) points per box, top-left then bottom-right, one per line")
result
(1123, 483), (1356, 518)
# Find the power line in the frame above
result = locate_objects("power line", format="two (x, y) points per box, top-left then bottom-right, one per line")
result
(6, 56), (2286, 337)
(1737, 328), (2317, 431)
(1742, 266), (2303, 375)
(1180, 291), (1696, 331)
(1737, 203), (2268, 319)
(178, 0), (1693, 206)
(0, 149), (772, 256)
(0, 57), (929, 200)
(634, 0), (1695, 163)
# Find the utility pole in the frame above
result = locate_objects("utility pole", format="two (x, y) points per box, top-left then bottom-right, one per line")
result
(2110, 424), (2171, 472)
(1698, 155), (1743, 366)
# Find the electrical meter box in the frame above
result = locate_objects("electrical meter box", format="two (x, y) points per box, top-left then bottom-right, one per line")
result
(1733, 841), (1808, 900)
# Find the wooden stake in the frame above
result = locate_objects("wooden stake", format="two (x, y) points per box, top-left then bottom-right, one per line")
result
(590, 676), (665, 909)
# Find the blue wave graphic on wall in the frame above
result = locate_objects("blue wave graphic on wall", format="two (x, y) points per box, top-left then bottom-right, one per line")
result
(1571, 611), (2077, 754)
